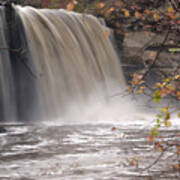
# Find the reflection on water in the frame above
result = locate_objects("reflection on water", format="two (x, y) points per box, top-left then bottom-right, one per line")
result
(0, 124), (179, 180)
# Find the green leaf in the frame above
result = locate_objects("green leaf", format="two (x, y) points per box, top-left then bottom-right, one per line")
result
(154, 90), (162, 103)
(156, 114), (163, 119)
(164, 111), (170, 121)
(168, 48), (180, 53)
(152, 127), (159, 137)
(156, 119), (160, 124)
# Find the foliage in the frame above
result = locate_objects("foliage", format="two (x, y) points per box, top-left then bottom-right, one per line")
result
(21, 0), (180, 36)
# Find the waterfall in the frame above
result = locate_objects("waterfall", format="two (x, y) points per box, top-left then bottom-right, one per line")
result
(0, 4), (126, 123)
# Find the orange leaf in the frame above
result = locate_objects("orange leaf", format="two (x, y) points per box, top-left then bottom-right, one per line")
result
(104, 30), (110, 38)
(124, 10), (130, 17)
(153, 13), (159, 21)
(177, 146), (180, 154)
(164, 120), (172, 127)
(172, 164), (179, 169)
(108, 7), (115, 13)
(169, 13), (176, 20)
(66, 2), (74, 11)
(149, 52), (156, 57)
(176, 91), (180, 100)
(98, 3), (105, 8)
(144, 9), (152, 15)
(135, 11), (141, 19)
(148, 135), (154, 143)
(111, 127), (116, 131)
(145, 24), (152, 28)
(177, 20), (180, 24)
(134, 74), (144, 85)
(158, 146), (163, 152)
(126, 86), (131, 93)
(130, 158), (135, 166)
(174, 75), (180, 80)
(160, 88), (168, 97)
(166, 84), (175, 93)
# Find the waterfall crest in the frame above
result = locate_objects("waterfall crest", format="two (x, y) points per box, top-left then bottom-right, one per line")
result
(1, 5), (126, 122)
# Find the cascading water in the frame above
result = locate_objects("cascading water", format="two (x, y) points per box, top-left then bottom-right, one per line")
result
(0, 4), (128, 123)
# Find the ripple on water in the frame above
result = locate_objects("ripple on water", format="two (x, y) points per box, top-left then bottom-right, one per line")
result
(0, 124), (179, 180)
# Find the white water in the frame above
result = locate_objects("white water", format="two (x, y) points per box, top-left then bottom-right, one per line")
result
(16, 5), (136, 124)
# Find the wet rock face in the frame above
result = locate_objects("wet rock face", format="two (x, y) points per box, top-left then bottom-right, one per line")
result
(0, 126), (6, 133)
(116, 31), (180, 85)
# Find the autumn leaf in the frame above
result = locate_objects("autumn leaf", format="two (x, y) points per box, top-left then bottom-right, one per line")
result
(165, 112), (170, 121)
(178, 113), (180, 118)
(136, 160), (139, 168)
(111, 127), (116, 131)
(134, 74), (144, 85)
(126, 86), (131, 93)
(154, 141), (161, 147)
(135, 11), (141, 19)
(172, 164), (179, 169)
(130, 158), (135, 166)
(169, 13), (176, 20)
(153, 13), (159, 21)
(164, 78), (171, 83)
(164, 120), (172, 127)
(168, 6), (174, 13)
(158, 146), (163, 152)
(98, 3), (105, 9)
(107, 7), (115, 13)
(104, 30), (110, 38)
(161, 106), (169, 113)
(124, 10), (130, 18)
(177, 20), (180, 24)
(176, 91), (180, 100)
(136, 89), (143, 95)
(154, 90), (162, 103)
(160, 88), (168, 97)
(144, 9), (152, 15)
(154, 82), (164, 89)
(148, 134), (154, 143)
(177, 146), (180, 155)
(149, 52), (156, 57)
(174, 74), (180, 80)
(66, 2), (74, 11)
(152, 127), (159, 137)
(136, 86), (145, 95)
(166, 84), (175, 93)
(145, 24), (152, 28)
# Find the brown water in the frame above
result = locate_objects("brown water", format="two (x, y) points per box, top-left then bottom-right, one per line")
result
(0, 123), (180, 180)
(16, 5), (126, 122)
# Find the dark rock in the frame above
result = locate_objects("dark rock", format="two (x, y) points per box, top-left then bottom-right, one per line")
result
(0, 126), (7, 133)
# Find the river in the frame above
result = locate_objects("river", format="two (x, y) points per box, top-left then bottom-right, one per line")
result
(0, 122), (180, 180)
